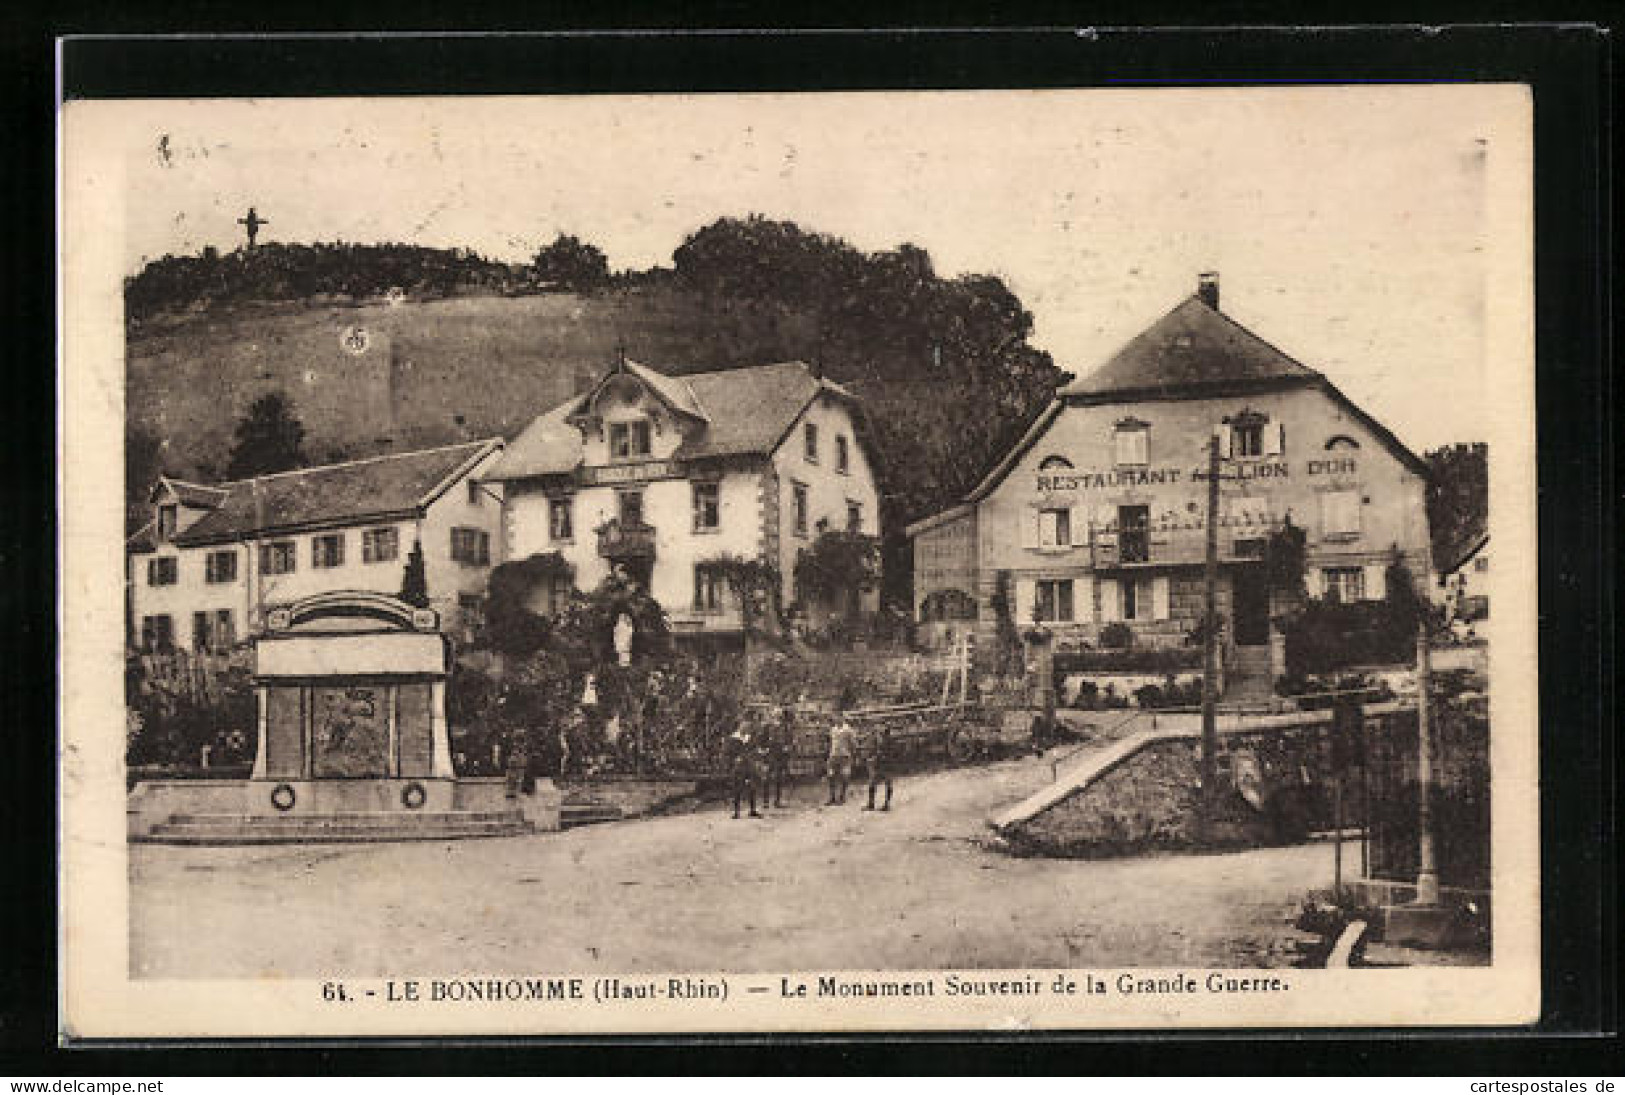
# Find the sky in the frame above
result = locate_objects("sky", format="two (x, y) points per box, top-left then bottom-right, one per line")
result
(94, 86), (1529, 451)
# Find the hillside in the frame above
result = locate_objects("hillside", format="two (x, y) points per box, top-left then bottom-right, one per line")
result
(127, 287), (825, 482)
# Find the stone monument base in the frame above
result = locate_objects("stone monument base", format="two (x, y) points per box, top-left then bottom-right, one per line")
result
(128, 777), (561, 844)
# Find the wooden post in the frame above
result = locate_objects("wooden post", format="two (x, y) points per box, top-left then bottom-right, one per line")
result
(1200, 430), (1221, 834)
(1413, 612), (1440, 905)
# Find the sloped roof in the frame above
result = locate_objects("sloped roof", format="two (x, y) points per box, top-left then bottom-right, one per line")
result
(173, 439), (501, 546)
(126, 519), (159, 554)
(1439, 528), (1489, 575)
(485, 360), (855, 481)
(1061, 295), (1321, 402)
(158, 477), (230, 509)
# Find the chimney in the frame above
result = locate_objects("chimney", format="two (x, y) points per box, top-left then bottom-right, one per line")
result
(1197, 271), (1220, 310)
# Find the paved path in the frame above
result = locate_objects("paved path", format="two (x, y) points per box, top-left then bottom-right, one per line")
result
(131, 750), (1337, 978)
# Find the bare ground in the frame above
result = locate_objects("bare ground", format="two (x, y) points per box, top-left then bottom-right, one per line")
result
(131, 749), (1347, 978)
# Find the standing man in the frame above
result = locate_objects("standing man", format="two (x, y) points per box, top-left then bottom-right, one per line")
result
(725, 707), (762, 820)
(826, 708), (857, 806)
(863, 721), (895, 812)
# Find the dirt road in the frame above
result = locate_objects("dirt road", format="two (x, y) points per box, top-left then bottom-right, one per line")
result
(130, 750), (1336, 978)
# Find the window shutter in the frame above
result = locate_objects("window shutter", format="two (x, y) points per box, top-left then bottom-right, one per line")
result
(1152, 576), (1171, 620)
(1013, 579), (1035, 625)
(1065, 506), (1081, 548)
(1362, 563), (1387, 602)
(1216, 424), (1233, 459)
(1305, 568), (1325, 599)
(1075, 576), (1096, 623)
(1018, 507), (1036, 549)
(1099, 578), (1121, 622)
(1264, 421), (1283, 456)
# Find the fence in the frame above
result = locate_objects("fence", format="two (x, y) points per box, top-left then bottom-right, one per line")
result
(1363, 695), (1490, 890)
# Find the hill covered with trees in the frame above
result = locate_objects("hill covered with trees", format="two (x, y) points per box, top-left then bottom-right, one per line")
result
(126, 217), (1068, 604)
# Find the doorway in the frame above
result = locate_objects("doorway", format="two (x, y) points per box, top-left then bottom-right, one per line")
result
(1231, 566), (1270, 646)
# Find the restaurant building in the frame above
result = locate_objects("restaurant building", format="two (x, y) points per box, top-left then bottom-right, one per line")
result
(482, 357), (881, 643)
(907, 274), (1432, 670)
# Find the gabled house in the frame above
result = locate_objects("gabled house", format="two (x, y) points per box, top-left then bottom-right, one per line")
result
(483, 357), (882, 643)
(126, 440), (505, 652)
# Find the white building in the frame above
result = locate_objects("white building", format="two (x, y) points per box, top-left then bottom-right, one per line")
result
(482, 358), (881, 644)
(127, 440), (505, 652)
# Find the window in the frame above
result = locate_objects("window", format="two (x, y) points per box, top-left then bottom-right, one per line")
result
(804, 422), (819, 463)
(1035, 579), (1075, 623)
(312, 533), (346, 569)
(157, 504), (177, 541)
(1113, 422), (1149, 466)
(140, 614), (174, 652)
(835, 435), (850, 474)
(1120, 577), (1160, 621)
(193, 611), (211, 652)
(1323, 567), (1366, 604)
(457, 593), (484, 635)
(846, 501), (863, 533)
(205, 550), (237, 584)
(1474, 556), (1489, 573)
(450, 527), (491, 566)
(214, 609), (235, 650)
(548, 497), (574, 542)
(467, 480), (483, 505)
(147, 557), (178, 586)
(362, 526), (399, 563)
(792, 482), (809, 537)
(547, 574), (574, 615)
(260, 540), (296, 575)
(1234, 422), (1265, 458)
(1038, 508), (1071, 549)
(1038, 455), (1074, 470)
(618, 490), (645, 527)
(694, 565), (727, 613)
(1118, 504), (1150, 563)
(693, 482), (720, 532)
(609, 420), (651, 459)
(1319, 489), (1362, 538)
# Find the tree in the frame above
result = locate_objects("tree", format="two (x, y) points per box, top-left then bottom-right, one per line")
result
(793, 530), (880, 618)
(531, 234), (610, 292)
(1425, 442), (1488, 565)
(126, 426), (165, 503)
(399, 539), (430, 608)
(225, 391), (307, 479)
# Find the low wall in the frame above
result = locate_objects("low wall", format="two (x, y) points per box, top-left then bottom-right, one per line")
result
(998, 703), (1415, 858)
(1060, 671), (1205, 707)
(559, 779), (699, 818)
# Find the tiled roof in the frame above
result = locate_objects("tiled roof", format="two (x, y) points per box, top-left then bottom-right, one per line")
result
(160, 477), (230, 509)
(485, 360), (852, 481)
(1061, 295), (1321, 402)
(173, 439), (500, 546)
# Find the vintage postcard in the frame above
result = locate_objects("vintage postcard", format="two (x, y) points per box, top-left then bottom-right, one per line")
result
(61, 84), (1538, 1038)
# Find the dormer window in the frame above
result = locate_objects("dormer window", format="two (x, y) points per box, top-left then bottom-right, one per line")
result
(157, 503), (177, 541)
(609, 420), (652, 460)
(1113, 418), (1149, 466)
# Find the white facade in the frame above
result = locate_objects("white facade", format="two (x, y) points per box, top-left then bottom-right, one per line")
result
(129, 446), (504, 652)
(493, 362), (881, 638)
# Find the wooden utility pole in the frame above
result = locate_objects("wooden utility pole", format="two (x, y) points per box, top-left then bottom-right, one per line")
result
(1413, 610), (1440, 905)
(1200, 430), (1222, 834)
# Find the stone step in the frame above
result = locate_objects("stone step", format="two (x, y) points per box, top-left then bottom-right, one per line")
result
(560, 803), (623, 829)
(163, 810), (519, 827)
(138, 816), (531, 845)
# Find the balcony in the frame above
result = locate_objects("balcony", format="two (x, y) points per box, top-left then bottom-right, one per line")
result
(596, 519), (657, 560)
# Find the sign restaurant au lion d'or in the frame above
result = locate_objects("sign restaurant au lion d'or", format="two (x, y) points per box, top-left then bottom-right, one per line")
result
(1035, 457), (1358, 493)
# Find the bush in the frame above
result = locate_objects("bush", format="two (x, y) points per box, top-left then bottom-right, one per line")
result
(1282, 599), (1412, 676)
(1054, 646), (1201, 676)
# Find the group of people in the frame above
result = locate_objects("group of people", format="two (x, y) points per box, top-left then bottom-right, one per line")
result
(722, 705), (894, 819)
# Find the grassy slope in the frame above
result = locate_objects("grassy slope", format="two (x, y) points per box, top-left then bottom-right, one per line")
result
(127, 288), (822, 482)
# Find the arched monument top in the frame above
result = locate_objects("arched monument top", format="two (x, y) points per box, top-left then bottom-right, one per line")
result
(267, 591), (439, 635)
